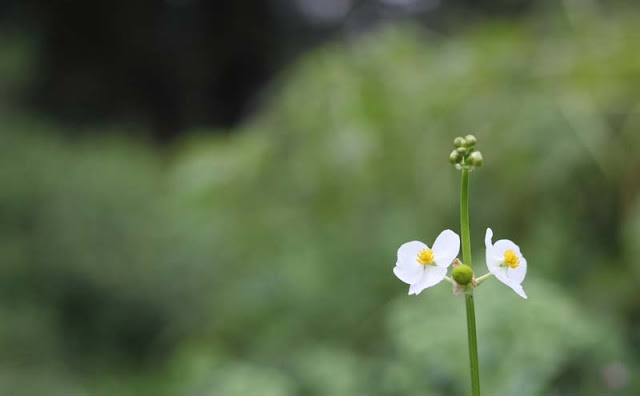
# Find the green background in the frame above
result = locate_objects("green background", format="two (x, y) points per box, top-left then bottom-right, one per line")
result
(1, 5), (640, 395)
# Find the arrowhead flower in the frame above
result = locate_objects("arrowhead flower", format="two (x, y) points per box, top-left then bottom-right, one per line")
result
(393, 230), (460, 295)
(484, 228), (527, 299)
(393, 135), (529, 394)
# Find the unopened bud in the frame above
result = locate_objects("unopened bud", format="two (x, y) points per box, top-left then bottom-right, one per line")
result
(468, 151), (483, 167)
(464, 134), (477, 147)
(456, 147), (468, 157)
(453, 137), (465, 148)
(452, 264), (474, 285)
(449, 150), (462, 164)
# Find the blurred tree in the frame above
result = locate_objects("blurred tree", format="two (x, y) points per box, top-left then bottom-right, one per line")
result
(0, 0), (568, 141)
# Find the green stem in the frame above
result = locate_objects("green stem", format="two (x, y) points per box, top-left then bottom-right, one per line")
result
(475, 273), (493, 285)
(460, 168), (480, 396)
(460, 169), (472, 266)
(465, 294), (480, 396)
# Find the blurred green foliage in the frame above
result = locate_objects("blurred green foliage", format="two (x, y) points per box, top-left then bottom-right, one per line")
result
(2, 6), (640, 395)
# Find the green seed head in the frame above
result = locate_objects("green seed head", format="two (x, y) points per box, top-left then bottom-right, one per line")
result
(468, 151), (484, 167)
(452, 264), (474, 285)
(464, 134), (477, 147)
(453, 137), (466, 148)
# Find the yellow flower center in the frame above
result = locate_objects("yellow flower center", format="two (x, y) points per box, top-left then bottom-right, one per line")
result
(503, 249), (519, 268)
(417, 248), (435, 265)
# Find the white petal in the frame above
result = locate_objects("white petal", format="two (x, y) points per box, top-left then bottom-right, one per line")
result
(509, 283), (528, 299)
(397, 241), (428, 265)
(432, 229), (460, 267)
(493, 239), (521, 257)
(507, 256), (527, 284)
(484, 228), (494, 250)
(393, 263), (424, 285)
(492, 265), (528, 299)
(491, 266), (511, 286)
(484, 228), (500, 271)
(395, 241), (426, 285)
(408, 266), (447, 295)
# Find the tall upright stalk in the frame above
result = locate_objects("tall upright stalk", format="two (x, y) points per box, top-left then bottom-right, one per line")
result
(460, 169), (480, 396)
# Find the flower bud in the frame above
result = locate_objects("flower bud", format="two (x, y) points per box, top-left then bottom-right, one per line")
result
(449, 150), (462, 164)
(453, 137), (465, 148)
(468, 151), (483, 167)
(456, 147), (468, 157)
(452, 264), (473, 285)
(464, 134), (477, 147)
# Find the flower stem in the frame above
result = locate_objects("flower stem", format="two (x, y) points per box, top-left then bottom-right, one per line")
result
(475, 273), (493, 285)
(460, 168), (480, 396)
(460, 170), (472, 267)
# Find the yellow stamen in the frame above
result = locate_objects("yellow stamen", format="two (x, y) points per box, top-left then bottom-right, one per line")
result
(417, 248), (434, 265)
(503, 249), (519, 268)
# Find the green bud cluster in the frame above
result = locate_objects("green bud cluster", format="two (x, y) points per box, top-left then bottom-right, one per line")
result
(448, 134), (483, 170)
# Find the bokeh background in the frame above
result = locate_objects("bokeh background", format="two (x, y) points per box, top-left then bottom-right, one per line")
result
(1, 0), (640, 394)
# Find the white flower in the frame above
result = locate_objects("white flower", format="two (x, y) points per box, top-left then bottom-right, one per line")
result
(393, 230), (460, 295)
(484, 228), (527, 299)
